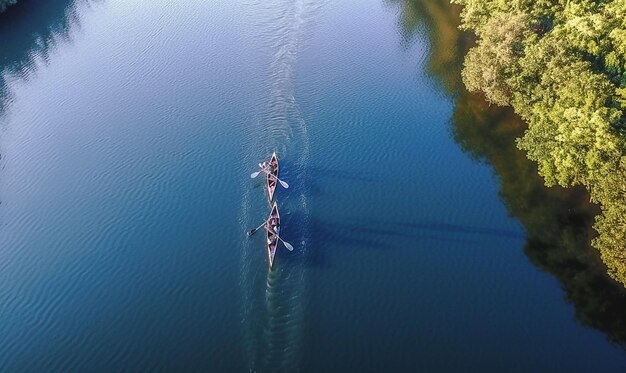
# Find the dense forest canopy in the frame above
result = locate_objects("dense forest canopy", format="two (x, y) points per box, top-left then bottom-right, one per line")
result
(453, 0), (626, 287)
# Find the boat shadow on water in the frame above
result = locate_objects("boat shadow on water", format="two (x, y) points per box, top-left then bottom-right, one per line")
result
(275, 161), (383, 199)
(307, 166), (382, 184)
(353, 219), (526, 241)
(275, 212), (493, 269)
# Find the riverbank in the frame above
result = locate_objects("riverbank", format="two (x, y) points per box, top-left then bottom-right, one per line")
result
(452, 0), (626, 287)
(393, 0), (626, 346)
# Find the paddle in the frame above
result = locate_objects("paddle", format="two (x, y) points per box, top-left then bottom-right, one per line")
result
(247, 215), (281, 237)
(250, 163), (266, 179)
(249, 166), (289, 189)
(247, 203), (275, 236)
(247, 219), (269, 236)
(265, 226), (294, 251)
(248, 222), (294, 251)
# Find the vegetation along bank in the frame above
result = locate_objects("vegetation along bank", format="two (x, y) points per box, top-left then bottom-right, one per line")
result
(453, 0), (626, 287)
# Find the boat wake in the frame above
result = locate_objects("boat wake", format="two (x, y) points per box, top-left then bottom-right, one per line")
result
(237, 0), (326, 371)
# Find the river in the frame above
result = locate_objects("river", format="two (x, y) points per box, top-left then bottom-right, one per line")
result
(0, 0), (625, 371)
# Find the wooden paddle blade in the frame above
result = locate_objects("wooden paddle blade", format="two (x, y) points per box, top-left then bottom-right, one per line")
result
(279, 179), (289, 188)
(250, 171), (261, 178)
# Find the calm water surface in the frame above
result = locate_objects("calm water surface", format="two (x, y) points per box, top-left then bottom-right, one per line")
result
(1, 0), (625, 371)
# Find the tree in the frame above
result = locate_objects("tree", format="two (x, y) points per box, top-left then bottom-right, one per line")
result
(455, 0), (626, 287)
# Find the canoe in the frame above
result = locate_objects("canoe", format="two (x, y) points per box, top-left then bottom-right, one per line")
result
(266, 201), (280, 268)
(266, 152), (279, 202)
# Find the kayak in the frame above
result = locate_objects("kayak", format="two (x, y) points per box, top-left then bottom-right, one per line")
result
(266, 201), (280, 268)
(266, 152), (279, 202)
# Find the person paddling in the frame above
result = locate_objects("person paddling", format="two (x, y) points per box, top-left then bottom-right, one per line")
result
(250, 156), (289, 190)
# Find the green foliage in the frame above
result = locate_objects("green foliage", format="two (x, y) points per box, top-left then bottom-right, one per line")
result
(454, 0), (626, 287)
(392, 0), (626, 345)
(462, 12), (528, 105)
(0, 0), (18, 13)
(617, 87), (626, 109)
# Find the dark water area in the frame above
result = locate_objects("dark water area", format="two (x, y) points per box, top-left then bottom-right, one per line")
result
(0, 0), (625, 371)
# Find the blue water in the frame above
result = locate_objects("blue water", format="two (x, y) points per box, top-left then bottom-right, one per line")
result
(0, 0), (625, 371)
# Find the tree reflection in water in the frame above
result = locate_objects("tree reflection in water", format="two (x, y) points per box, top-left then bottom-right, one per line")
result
(388, 0), (626, 347)
(0, 0), (87, 116)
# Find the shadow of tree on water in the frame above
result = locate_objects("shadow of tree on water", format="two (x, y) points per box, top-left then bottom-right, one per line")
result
(361, 219), (525, 241)
(0, 0), (93, 117)
(276, 212), (487, 270)
(389, 0), (626, 347)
